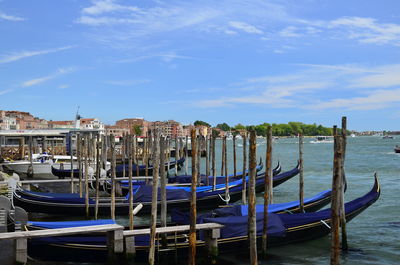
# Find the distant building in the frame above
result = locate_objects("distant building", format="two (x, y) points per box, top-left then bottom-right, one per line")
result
(149, 120), (183, 138)
(0, 111), (18, 130)
(80, 118), (104, 130)
(48, 120), (75, 129)
(105, 125), (129, 138)
(115, 118), (149, 136)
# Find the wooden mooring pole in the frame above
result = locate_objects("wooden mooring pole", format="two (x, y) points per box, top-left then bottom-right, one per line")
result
(189, 129), (198, 265)
(110, 134), (116, 220)
(205, 134), (210, 186)
(77, 134), (83, 197)
(148, 131), (160, 265)
(331, 130), (343, 265)
(95, 133), (101, 220)
(233, 134), (237, 178)
(262, 125), (273, 256)
(70, 134), (74, 193)
(211, 135), (216, 190)
(248, 130), (258, 265)
(299, 134), (304, 213)
(224, 136), (229, 203)
(160, 136), (167, 246)
(197, 135), (201, 186)
(266, 126), (273, 204)
(242, 132), (247, 204)
(27, 136), (34, 178)
(340, 116), (348, 250)
(84, 134), (90, 219)
(129, 134), (134, 230)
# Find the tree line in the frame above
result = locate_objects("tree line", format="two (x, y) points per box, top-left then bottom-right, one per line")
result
(194, 120), (333, 136)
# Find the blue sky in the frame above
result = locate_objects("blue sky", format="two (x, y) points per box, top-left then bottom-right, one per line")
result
(0, 0), (399, 131)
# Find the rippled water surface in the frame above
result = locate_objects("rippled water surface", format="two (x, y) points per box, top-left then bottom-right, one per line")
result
(27, 136), (400, 265)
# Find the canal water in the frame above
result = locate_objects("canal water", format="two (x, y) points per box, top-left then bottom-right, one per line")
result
(27, 136), (399, 265)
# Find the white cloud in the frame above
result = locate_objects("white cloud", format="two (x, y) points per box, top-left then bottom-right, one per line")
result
(196, 63), (400, 111)
(279, 26), (302, 37)
(0, 46), (74, 64)
(310, 88), (400, 110)
(349, 64), (400, 88)
(228, 21), (263, 34)
(0, 11), (25, 21)
(105, 79), (150, 86)
(0, 89), (14, 95)
(21, 68), (76, 87)
(329, 16), (400, 45)
(82, 0), (140, 15)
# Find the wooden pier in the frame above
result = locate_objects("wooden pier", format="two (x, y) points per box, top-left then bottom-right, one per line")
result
(0, 222), (224, 264)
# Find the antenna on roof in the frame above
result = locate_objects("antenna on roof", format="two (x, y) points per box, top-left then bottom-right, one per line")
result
(75, 106), (81, 129)
(75, 106), (81, 120)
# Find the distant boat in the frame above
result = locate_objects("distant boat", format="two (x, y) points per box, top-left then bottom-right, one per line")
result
(310, 136), (333, 144)
(394, 145), (400, 153)
(382, 135), (394, 139)
(350, 133), (356, 138)
(1, 153), (78, 175)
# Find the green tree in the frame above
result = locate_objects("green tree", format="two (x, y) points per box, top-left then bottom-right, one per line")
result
(133, 125), (142, 136)
(194, 120), (211, 127)
(255, 124), (267, 136)
(216, 122), (230, 132)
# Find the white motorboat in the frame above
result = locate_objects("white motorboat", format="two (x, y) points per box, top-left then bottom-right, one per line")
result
(2, 154), (77, 175)
(310, 136), (334, 144)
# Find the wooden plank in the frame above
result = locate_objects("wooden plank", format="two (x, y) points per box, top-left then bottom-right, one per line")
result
(123, 223), (224, 237)
(0, 224), (124, 239)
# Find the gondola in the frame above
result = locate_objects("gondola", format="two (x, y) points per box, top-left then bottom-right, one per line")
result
(50, 158), (185, 179)
(25, 175), (380, 262)
(13, 163), (299, 215)
(107, 159), (271, 196)
(115, 157), (185, 177)
(167, 159), (279, 185)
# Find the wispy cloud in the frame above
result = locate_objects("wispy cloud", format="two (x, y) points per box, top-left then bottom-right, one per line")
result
(310, 88), (400, 110)
(21, 67), (76, 87)
(328, 17), (400, 46)
(196, 63), (400, 111)
(279, 26), (303, 37)
(228, 21), (263, 34)
(0, 11), (25, 21)
(105, 79), (150, 86)
(0, 46), (74, 64)
(0, 89), (14, 95)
